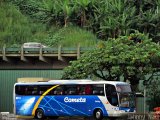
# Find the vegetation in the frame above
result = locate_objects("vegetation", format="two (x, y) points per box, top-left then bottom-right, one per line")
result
(62, 32), (160, 91)
(0, 2), (31, 47)
(0, 1), (98, 47)
(0, 2), (52, 47)
(10, 0), (160, 43)
(43, 26), (97, 47)
(146, 76), (160, 110)
(0, 0), (160, 47)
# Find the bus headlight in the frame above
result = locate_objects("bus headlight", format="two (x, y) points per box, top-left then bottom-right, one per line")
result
(119, 110), (125, 113)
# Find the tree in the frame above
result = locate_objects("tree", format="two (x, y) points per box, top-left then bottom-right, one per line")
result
(74, 0), (92, 27)
(62, 32), (160, 91)
(10, 0), (160, 42)
(38, 0), (75, 27)
(59, 0), (75, 27)
(33, 0), (62, 27)
(91, 0), (137, 39)
(146, 73), (160, 110)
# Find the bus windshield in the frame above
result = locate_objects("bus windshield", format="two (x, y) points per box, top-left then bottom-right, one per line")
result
(105, 84), (135, 107)
(116, 85), (131, 93)
(119, 92), (135, 108)
(116, 84), (135, 108)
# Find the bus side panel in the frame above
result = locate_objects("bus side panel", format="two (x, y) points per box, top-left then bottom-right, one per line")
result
(15, 95), (39, 116)
(15, 95), (108, 117)
(38, 95), (108, 117)
(38, 96), (88, 116)
(88, 96), (108, 116)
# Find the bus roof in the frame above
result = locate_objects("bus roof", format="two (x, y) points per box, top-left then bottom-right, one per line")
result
(14, 79), (129, 86)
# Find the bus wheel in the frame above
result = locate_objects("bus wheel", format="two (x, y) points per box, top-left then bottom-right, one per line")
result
(35, 109), (45, 119)
(94, 109), (103, 120)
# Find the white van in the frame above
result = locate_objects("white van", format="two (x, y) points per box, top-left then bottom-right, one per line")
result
(23, 42), (47, 48)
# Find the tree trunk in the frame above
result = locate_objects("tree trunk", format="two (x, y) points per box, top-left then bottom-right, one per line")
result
(64, 15), (68, 27)
(64, 18), (67, 27)
(81, 10), (86, 27)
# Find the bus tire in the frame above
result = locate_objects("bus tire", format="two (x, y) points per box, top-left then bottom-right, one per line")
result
(35, 109), (45, 119)
(94, 109), (103, 120)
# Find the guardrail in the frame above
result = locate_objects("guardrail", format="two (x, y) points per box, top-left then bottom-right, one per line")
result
(0, 45), (94, 62)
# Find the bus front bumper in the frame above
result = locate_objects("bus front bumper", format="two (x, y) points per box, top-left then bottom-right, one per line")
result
(108, 110), (136, 118)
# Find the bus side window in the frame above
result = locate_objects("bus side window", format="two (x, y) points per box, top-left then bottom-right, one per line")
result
(75, 85), (86, 95)
(39, 85), (52, 95)
(52, 86), (64, 95)
(92, 84), (104, 96)
(76, 85), (81, 94)
(85, 85), (93, 95)
(15, 85), (26, 95)
(26, 86), (38, 95)
(64, 85), (77, 95)
(39, 91), (44, 95)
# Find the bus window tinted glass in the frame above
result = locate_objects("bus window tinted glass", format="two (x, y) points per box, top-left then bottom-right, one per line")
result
(92, 84), (104, 96)
(27, 86), (38, 95)
(15, 84), (105, 96)
(63, 84), (104, 95)
(85, 85), (92, 95)
(39, 85), (52, 95)
(15, 85), (26, 95)
(51, 86), (64, 95)
(64, 85), (77, 95)
(116, 85), (131, 92)
(15, 85), (38, 95)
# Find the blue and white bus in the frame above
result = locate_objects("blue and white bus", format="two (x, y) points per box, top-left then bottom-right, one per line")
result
(13, 79), (135, 120)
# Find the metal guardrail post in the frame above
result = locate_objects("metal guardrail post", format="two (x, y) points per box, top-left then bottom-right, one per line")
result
(21, 45), (29, 62)
(58, 45), (63, 61)
(39, 46), (50, 63)
(39, 46), (43, 60)
(2, 45), (8, 61)
(77, 44), (80, 59)
(21, 45), (25, 61)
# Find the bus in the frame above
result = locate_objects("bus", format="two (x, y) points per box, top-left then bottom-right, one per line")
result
(13, 79), (135, 120)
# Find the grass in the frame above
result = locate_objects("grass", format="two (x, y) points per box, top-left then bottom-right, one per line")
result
(58, 26), (98, 47)
(43, 25), (99, 47)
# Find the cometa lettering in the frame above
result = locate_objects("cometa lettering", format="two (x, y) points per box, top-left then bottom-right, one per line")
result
(64, 97), (86, 103)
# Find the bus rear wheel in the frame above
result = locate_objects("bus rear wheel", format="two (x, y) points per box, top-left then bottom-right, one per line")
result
(94, 109), (103, 120)
(35, 109), (45, 119)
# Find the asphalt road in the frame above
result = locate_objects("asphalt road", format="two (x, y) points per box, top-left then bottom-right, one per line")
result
(1, 117), (95, 120)
(0, 113), (123, 120)
(0, 113), (94, 120)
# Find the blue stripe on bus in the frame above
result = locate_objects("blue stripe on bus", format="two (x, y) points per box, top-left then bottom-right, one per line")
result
(16, 95), (108, 117)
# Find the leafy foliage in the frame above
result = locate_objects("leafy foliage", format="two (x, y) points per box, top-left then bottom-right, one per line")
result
(10, 0), (160, 42)
(0, 1), (97, 47)
(146, 76), (160, 110)
(62, 32), (160, 91)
